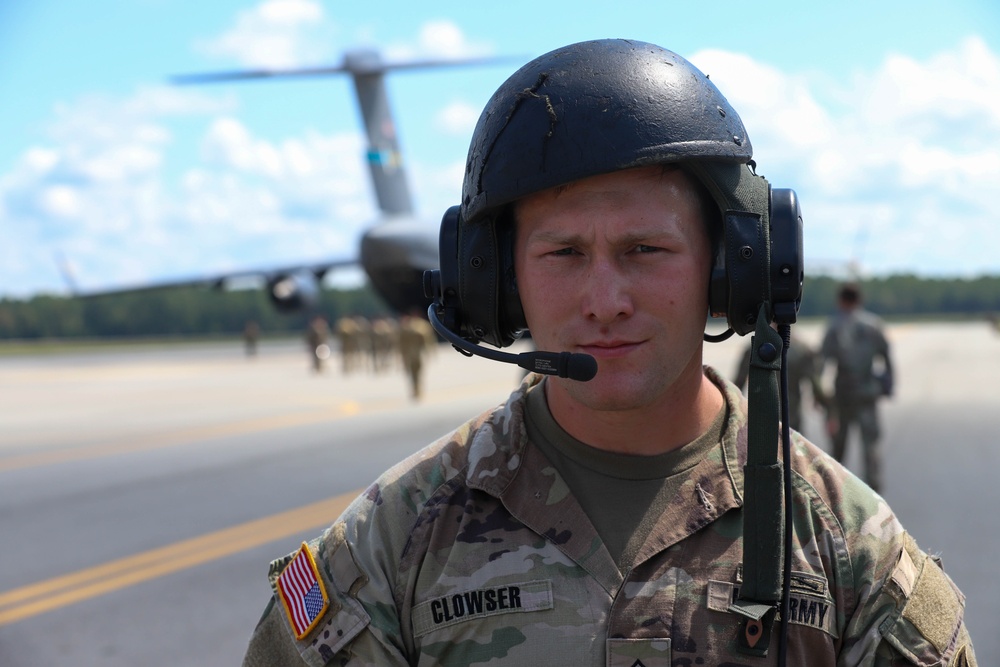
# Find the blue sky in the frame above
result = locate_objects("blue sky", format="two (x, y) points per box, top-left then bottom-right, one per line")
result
(2, 1), (998, 298)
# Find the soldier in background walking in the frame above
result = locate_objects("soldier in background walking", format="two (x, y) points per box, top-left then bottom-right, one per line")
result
(370, 317), (400, 374)
(305, 315), (330, 374)
(820, 283), (894, 493)
(243, 320), (260, 358)
(398, 313), (435, 400)
(335, 315), (370, 374)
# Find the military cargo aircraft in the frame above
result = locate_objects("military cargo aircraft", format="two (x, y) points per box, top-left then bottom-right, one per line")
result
(76, 49), (509, 315)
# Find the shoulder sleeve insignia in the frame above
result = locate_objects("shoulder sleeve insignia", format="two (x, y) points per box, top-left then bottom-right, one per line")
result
(275, 542), (330, 639)
(883, 535), (968, 665)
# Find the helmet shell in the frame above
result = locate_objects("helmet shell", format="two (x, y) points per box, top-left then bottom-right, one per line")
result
(462, 38), (753, 223)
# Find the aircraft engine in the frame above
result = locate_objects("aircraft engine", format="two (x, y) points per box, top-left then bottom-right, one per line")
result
(267, 271), (320, 312)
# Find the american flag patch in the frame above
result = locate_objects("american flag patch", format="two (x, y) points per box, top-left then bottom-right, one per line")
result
(276, 543), (329, 639)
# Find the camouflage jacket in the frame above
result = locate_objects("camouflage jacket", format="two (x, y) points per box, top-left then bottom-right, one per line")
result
(243, 368), (975, 667)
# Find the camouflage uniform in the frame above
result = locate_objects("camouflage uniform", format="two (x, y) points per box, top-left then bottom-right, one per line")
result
(398, 316), (435, 400)
(306, 316), (330, 373)
(243, 369), (974, 666)
(821, 308), (893, 493)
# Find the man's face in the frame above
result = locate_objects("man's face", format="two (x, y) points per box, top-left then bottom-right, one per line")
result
(514, 166), (713, 412)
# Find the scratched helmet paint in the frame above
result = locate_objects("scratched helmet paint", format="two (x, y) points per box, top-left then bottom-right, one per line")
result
(462, 38), (753, 223)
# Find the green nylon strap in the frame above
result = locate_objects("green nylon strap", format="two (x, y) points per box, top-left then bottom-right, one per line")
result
(732, 304), (785, 606)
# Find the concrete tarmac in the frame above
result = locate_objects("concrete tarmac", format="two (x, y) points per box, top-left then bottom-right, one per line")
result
(0, 320), (996, 665)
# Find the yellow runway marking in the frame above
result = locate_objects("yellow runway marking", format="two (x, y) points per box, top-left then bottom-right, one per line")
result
(0, 492), (360, 626)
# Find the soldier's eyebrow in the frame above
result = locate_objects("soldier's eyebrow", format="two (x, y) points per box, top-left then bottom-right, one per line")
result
(615, 228), (684, 247)
(530, 218), (685, 239)
(528, 228), (685, 249)
(527, 229), (586, 246)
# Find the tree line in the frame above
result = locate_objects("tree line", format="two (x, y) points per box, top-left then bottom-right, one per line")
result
(1, 273), (999, 341)
(798, 274), (1000, 319)
(0, 284), (393, 341)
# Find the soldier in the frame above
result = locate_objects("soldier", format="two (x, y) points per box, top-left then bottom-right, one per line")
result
(820, 283), (894, 493)
(243, 41), (975, 666)
(370, 317), (400, 374)
(733, 324), (827, 435)
(243, 319), (260, 358)
(335, 315), (369, 374)
(304, 314), (330, 373)
(352, 315), (374, 372)
(397, 313), (434, 400)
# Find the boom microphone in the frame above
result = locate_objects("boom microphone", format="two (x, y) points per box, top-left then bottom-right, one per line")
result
(426, 305), (598, 382)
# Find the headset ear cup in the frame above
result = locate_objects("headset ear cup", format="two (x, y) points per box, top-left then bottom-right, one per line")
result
(452, 211), (524, 349)
(456, 216), (497, 344)
(768, 188), (804, 324)
(434, 205), (462, 318)
(723, 210), (771, 335)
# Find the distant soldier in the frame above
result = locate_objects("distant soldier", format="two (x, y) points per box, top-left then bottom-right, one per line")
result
(336, 316), (372, 374)
(335, 316), (360, 374)
(733, 324), (827, 435)
(305, 315), (330, 373)
(398, 314), (434, 399)
(352, 316), (374, 372)
(370, 317), (400, 374)
(243, 320), (260, 357)
(820, 283), (894, 492)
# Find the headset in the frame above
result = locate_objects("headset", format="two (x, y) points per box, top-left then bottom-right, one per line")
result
(424, 168), (804, 354)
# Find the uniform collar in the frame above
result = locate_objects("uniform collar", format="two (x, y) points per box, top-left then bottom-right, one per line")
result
(464, 367), (749, 594)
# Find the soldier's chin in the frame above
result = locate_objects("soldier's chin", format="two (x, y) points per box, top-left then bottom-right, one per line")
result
(556, 375), (657, 412)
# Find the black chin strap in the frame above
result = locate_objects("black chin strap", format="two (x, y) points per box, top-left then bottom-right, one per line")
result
(777, 323), (793, 667)
(728, 303), (788, 661)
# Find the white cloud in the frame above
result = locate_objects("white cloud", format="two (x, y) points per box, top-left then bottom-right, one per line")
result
(384, 19), (492, 61)
(202, 117), (283, 177)
(41, 185), (82, 219)
(196, 0), (334, 68)
(192, 120), (372, 230)
(0, 76), (373, 296)
(417, 21), (479, 59)
(864, 37), (1000, 131)
(435, 100), (481, 136)
(690, 36), (1000, 276)
(1, 90), (180, 249)
(23, 148), (59, 173)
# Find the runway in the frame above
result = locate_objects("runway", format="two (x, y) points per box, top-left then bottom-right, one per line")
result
(1, 320), (996, 665)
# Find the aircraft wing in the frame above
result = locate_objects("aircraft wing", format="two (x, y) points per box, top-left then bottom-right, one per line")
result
(70, 257), (359, 298)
